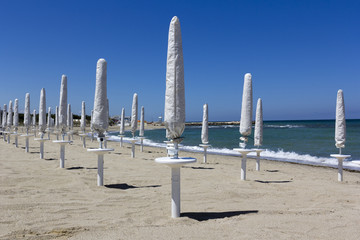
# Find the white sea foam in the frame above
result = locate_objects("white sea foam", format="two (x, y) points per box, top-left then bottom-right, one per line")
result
(106, 134), (360, 171)
(265, 124), (305, 128)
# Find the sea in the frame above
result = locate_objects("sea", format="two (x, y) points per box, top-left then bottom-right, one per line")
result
(107, 119), (360, 171)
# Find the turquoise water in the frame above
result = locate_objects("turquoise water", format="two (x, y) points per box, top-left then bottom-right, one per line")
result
(108, 119), (360, 170)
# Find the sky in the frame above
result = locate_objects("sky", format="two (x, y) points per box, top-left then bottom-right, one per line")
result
(0, 0), (359, 121)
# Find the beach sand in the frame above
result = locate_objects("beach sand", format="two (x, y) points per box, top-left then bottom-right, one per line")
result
(1, 128), (360, 239)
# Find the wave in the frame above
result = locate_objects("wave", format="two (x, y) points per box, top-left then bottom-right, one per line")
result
(264, 124), (305, 129)
(106, 135), (360, 171)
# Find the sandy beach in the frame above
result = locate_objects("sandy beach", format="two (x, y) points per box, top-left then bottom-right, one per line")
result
(0, 129), (360, 240)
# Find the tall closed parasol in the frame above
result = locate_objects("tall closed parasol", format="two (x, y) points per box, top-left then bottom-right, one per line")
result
(239, 73), (253, 148)
(120, 108), (125, 135)
(139, 106), (144, 137)
(59, 75), (68, 137)
(254, 98), (263, 147)
(155, 16), (196, 219)
(7, 100), (13, 130)
(253, 98), (264, 171)
(13, 99), (19, 128)
(331, 89), (350, 181)
(201, 104), (209, 144)
(131, 93), (138, 138)
(38, 88), (46, 134)
(335, 89), (346, 151)
(164, 17), (185, 141)
(81, 101), (86, 132)
(88, 58), (114, 186)
(24, 93), (30, 130)
(92, 58), (109, 139)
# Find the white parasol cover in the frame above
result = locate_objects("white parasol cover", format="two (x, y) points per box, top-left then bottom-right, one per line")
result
(38, 88), (46, 133)
(47, 107), (51, 128)
(55, 106), (59, 129)
(59, 75), (68, 132)
(240, 73), (253, 137)
(131, 93), (138, 136)
(335, 89), (346, 148)
(201, 103), (209, 144)
(81, 101), (86, 131)
(139, 106), (145, 137)
(7, 100), (13, 127)
(67, 104), (72, 130)
(254, 98), (263, 147)
(164, 16), (185, 140)
(32, 110), (36, 126)
(13, 99), (19, 127)
(24, 93), (30, 127)
(2, 104), (7, 129)
(120, 108), (125, 135)
(92, 58), (109, 137)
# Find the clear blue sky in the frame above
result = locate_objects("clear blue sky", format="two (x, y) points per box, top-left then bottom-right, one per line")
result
(0, 0), (359, 121)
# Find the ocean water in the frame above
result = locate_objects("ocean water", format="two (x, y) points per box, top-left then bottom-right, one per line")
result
(107, 119), (360, 171)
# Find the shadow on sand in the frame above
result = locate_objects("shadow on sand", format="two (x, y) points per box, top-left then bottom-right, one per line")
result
(182, 210), (258, 221)
(105, 183), (161, 190)
(255, 180), (292, 184)
(66, 167), (84, 170)
(182, 166), (214, 170)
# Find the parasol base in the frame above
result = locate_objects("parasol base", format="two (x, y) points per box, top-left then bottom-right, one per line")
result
(155, 157), (196, 218)
(330, 154), (351, 182)
(87, 148), (114, 186)
(233, 148), (254, 180)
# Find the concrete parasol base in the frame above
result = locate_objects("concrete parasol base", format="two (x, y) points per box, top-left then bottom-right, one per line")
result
(233, 148), (254, 180)
(155, 157), (196, 218)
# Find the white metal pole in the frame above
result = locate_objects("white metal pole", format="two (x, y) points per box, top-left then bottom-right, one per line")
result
(131, 139), (136, 158)
(338, 159), (343, 182)
(60, 144), (65, 168)
(256, 151), (260, 171)
(40, 141), (44, 159)
(82, 136), (86, 148)
(15, 135), (18, 147)
(25, 137), (29, 153)
(98, 154), (104, 186)
(140, 138), (144, 152)
(171, 167), (181, 218)
(241, 154), (247, 180)
(203, 147), (207, 163)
